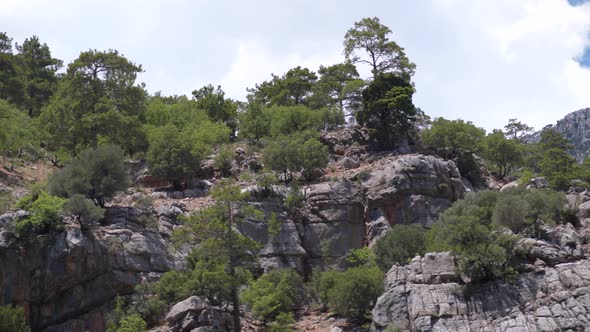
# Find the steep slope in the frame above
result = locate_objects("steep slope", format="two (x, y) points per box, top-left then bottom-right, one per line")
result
(527, 107), (590, 161)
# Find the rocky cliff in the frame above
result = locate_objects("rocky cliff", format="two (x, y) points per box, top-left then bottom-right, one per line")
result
(0, 152), (469, 331)
(371, 190), (590, 332)
(526, 107), (590, 161)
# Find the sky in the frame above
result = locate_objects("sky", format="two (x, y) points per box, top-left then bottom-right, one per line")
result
(1, 0), (590, 132)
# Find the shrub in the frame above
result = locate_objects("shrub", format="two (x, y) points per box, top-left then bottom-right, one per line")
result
(115, 314), (146, 332)
(0, 190), (11, 214)
(15, 192), (67, 239)
(147, 125), (209, 189)
(63, 194), (105, 228)
(255, 172), (278, 196)
(0, 305), (30, 332)
(241, 269), (303, 323)
(374, 224), (426, 271)
(48, 144), (129, 207)
(268, 312), (295, 332)
(214, 146), (234, 177)
(326, 266), (384, 321)
(491, 195), (530, 233)
(300, 138), (329, 181)
(345, 247), (377, 268)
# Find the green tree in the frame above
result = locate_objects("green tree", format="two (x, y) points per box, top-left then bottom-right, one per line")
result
(300, 138), (329, 181)
(480, 130), (523, 178)
(504, 118), (533, 141)
(15, 35), (62, 117)
(146, 125), (209, 189)
(326, 266), (384, 321)
(48, 144), (130, 207)
(357, 73), (417, 149)
(40, 49), (147, 156)
(344, 17), (415, 80)
(0, 32), (25, 106)
(373, 224), (426, 271)
(313, 62), (365, 115)
(0, 305), (30, 332)
(241, 269), (303, 325)
(422, 117), (485, 154)
(173, 180), (262, 332)
(0, 100), (40, 159)
(238, 102), (270, 141)
(192, 84), (238, 139)
(248, 66), (318, 107)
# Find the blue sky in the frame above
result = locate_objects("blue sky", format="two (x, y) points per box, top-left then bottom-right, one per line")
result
(570, 0), (590, 68)
(1, 0), (589, 132)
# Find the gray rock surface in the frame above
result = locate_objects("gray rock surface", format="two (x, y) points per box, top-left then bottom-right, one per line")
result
(162, 296), (234, 332)
(525, 108), (590, 161)
(0, 206), (175, 332)
(364, 154), (467, 242)
(372, 242), (590, 332)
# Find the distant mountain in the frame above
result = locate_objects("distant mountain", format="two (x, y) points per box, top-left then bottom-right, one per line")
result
(526, 107), (590, 161)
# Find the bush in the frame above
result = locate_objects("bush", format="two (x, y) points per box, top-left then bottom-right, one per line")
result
(147, 125), (209, 189)
(48, 144), (129, 207)
(0, 305), (30, 332)
(241, 269), (303, 323)
(15, 192), (67, 239)
(214, 146), (234, 177)
(326, 266), (384, 321)
(345, 247), (377, 268)
(374, 224), (426, 271)
(491, 195), (530, 233)
(255, 172), (278, 196)
(300, 138), (329, 181)
(63, 194), (105, 228)
(115, 314), (146, 332)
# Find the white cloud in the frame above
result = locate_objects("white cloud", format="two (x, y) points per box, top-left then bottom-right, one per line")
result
(218, 40), (342, 101)
(411, 0), (590, 131)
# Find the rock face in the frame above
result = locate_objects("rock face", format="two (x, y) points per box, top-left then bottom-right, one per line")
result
(0, 206), (175, 332)
(371, 226), (590, 332)
(161, 296), (234, 332)
(363, 154), (467, 242)
(526, 107), (590, 161)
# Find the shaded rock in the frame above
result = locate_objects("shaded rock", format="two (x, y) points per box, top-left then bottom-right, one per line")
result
(0, 206), (175, 331)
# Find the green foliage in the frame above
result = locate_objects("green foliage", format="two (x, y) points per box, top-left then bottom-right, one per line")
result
(238, 103), (271, 141)
(146, 125), (209, 189)
(0, 100), (42, 158)
(268, 312), (295, 332)
(374, 224), (426, 271)
(326, 266), (384, 321)
(480, 130), (523, 178)
(192, 84), (238, 138)
(0, 190), (11, 214)
(15, 35), (63, 117)
(345, 247), (377, 268)
(116, 314), (146, 332)
(344, 17), (415, 80)
(268, 105), (324, 137)
(422, 117), (485, 153)
(248, 66), (317, 107)
(314, 62), (364, 116)
(263, 135), (328, 182)
(48, 144), (129, 207)
(284, 183), (305, 213)
(40, 49), (146, 156)
(241, 269), (303, 323)
(256, 172), (278, 197)
(0, 305), (30, 332)
(214, 146), (234, 177)
(504, 119), (533, 141)
(357, 73), (417, 149)
(426, 188), (564, 283)
(15, 191), (66, 238)
(172, 180), (263, 331)
(63, 194), (105, 228)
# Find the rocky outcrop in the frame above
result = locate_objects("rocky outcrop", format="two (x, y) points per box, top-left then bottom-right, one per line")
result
(158, 296), (235, 332)
(302, 180), (365, 268)
(525, 108), (590, 161)
(363, 154), (468, 243)
(0, 206), (175, 332)
(371, 225), (590, 332)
